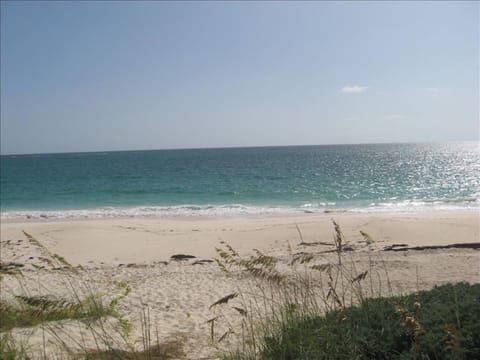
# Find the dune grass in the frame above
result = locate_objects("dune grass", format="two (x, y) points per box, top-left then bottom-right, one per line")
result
(0, 232), (144, 359)
(0, 232), (178, 359)
(210, 220), (480, 359)
(0, 294), (114, 332)
(1, 231), (126, 333)
(83, 339), (185, 360)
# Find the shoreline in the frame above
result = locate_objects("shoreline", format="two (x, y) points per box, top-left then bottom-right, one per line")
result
(2, 203), (479, 222)
(1, 210), (478, 266)
(1, 207), (479, 221)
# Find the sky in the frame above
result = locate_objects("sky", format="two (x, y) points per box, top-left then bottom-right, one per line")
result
(1, 1), (478, 155)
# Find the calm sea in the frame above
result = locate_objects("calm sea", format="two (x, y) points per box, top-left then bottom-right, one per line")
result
(1, 143), (479, 219)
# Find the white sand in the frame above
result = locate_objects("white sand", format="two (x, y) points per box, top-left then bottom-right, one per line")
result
(1, 211), (479, 358)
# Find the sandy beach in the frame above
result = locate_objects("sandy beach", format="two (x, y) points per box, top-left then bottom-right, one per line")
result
(1, 211), (479, 358)
(2, 1), (478, 357)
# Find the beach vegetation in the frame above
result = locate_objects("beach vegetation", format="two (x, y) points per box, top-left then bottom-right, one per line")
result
(1, 232), (126, 333)
(83, 338), (186, 360)
(0, 294), (114, 332)
(0, 332), (30, 360)
(0, 232), (177, 359)
(251, 282), (480, 359)
(210, 221), (480, 359)
(0, 232), (139, 359)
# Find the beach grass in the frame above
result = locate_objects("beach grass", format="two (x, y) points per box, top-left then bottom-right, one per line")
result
(1, 232), (127, 333)
(83, 338), (185, 360)
(0, 294), (114, 332)
(0, 233), (159, 359)
(210, 221), (480, 359)
(0, 231), (192, 359)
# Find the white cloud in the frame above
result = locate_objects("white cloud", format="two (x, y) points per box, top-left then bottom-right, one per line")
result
(384, 114), (405, 120)
(339, 85), (368, 94)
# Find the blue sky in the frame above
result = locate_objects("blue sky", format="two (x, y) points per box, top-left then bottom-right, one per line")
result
(1, 1), (478, 154)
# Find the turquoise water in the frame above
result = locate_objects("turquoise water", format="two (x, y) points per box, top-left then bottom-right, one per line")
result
(1, 143), (479, 218)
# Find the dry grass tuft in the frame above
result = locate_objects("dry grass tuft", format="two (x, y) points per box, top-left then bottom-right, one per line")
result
(210, 219), (388, 357)
(210, 293), (239, 309)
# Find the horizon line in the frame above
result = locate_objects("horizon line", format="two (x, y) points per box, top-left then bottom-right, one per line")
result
(1, 140), (478, 157)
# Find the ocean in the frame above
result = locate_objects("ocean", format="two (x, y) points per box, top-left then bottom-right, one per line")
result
(1, 143), (479, 219)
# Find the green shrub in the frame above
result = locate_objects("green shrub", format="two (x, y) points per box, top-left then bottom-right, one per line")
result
(259, 282), (480, 359)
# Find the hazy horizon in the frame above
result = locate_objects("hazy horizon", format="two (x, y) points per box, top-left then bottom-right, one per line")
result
(1, 1), (478, 155)
(1, 140), (479, 157)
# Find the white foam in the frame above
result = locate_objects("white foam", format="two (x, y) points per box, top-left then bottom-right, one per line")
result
(1, 199), (478, 220)
(0, 204), (303, 220)
(353, 198), (480, 213)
